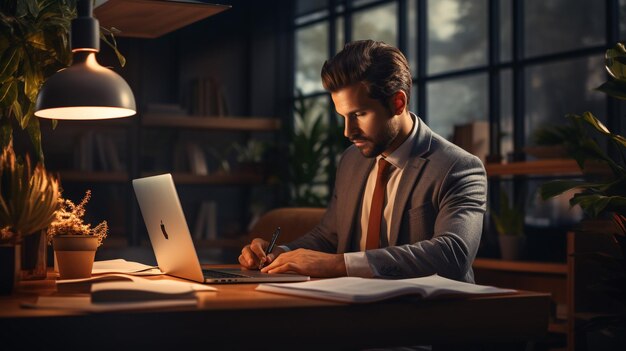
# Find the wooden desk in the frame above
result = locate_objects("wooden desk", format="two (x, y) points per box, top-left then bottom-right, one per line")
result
(0, 267), (551, 350)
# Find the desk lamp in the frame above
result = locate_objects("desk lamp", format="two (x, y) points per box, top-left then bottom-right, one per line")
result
(34, 0), (136, 120)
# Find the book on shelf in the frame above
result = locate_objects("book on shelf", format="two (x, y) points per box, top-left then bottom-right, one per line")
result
(75, 131), (95, 171)
(93, 134), (125, 171)
(193, 201), (217, 240)
(256, 274), (516, 303)
(187, 142), (209, 175)
(187, 76), (229, 117)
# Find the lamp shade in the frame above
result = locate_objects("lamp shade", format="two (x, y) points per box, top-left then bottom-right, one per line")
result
(34, 52), (136, 120)
(34, 0), (136, 120)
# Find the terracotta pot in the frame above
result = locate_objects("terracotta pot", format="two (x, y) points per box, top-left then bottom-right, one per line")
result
(52, 235), (99, 279)
(498, 235), (526, 261)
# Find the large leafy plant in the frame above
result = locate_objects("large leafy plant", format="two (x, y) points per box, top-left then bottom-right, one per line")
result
(539, 112), (626, 217)
(539, 42), (626, 218)
(288, 90), (344, 206)
(0, 0), (125, 162)
(540, 42), (626, 345)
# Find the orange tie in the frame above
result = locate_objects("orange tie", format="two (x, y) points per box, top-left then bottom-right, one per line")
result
(366, 158), (391, 250)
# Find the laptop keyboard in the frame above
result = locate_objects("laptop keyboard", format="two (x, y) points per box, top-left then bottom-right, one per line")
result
(202, 269), (250, 279)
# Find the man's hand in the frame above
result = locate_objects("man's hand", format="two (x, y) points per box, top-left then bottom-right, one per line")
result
(260, 248), (347, 278)
(238, 238), (284, 270)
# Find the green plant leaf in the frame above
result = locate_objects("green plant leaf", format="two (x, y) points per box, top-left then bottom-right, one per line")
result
(604, 42), (626, 81)
(0, 115), (12, 151)
(11, 99), (24, 128)
(0, 78), (17, 106)
(22, 56), (42, 103)
(25, 0), (41, 18)
(25, 106), (43, 163)
(596, 80), (626, 100)
(540, 179), (588, 200)
(0, 46), (20, 83)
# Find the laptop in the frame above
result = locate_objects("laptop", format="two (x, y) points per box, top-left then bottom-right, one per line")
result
(132, 173), (310, 284)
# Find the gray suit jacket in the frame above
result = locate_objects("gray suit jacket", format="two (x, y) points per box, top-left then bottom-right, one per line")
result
(286, 117), (487, 283)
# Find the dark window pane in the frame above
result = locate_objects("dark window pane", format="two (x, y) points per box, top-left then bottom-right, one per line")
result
(621, 0), (626, 40)
(353, 0), (382, 8)
(525, 55), (606, 146)
(427, 0), (488, 75)
(409, 83), (418, 115)
(426, 74), (488, 141)
(524, 0), (605, 58)
(295, 23), (329, 94)
(296, 0), (328, 16)
(500, 0), (512, 62)
(295, 11), (330, 26)
(336, 17), (344, 54)
(408, 0), (418, 77)
(501, 69), (513, 160)
(352, 3), (398, 45)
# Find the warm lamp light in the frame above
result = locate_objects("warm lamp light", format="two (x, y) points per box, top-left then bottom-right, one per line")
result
(35, 0), (136, 120)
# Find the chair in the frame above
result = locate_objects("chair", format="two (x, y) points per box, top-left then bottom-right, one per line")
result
(248, 207), (326, 244)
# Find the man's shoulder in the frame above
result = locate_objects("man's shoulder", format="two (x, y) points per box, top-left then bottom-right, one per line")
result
(420, 128), (485, 170)
(338, 144), (364, 164)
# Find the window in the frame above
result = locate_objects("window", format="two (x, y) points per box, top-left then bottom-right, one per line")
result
(292, 0), (620, 204)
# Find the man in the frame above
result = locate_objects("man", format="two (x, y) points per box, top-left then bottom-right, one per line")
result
(239, 40), (487, 282)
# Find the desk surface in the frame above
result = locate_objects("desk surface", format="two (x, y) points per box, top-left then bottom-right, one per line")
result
(0, 266), (551, 350)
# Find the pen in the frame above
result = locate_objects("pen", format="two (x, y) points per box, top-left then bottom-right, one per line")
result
(259, 227), (280, 269)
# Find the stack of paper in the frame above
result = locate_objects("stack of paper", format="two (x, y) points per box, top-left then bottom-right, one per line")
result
(22, 259), (217, 312)
(91, 259), (163, 275)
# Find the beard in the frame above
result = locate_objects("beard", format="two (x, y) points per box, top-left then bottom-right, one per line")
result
(350, 118), (399, 158)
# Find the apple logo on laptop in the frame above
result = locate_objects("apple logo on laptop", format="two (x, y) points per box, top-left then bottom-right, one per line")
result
(160, 220), (169, 239)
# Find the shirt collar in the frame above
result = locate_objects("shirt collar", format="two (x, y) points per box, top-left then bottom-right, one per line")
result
(379, 113), (418, 170)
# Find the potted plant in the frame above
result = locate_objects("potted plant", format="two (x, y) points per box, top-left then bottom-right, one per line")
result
(287, 90), (345, 206)
(0, 144), (60, 293)
(539, 42), (626, 347)
(232, 139), (268, 174)
(490, 189), (525, 260)
(47, 189), (108, 279)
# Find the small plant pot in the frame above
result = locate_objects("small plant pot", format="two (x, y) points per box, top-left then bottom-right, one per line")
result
(498, 235), (525, 261)
(52, 235), (99, 279)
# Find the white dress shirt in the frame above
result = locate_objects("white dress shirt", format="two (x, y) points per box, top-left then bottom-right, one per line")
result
(344, 114), (419, 277)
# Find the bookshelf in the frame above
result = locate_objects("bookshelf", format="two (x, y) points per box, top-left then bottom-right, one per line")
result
(485, 159), (582, 177)
(141, 115), (281, 131)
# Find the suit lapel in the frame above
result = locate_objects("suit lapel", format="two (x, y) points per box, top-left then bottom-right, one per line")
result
(389, 117), (433, 246)
(337, 156), (375, 253)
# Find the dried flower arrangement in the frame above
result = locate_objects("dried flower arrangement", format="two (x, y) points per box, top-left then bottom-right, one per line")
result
(47, 190), (108, 247)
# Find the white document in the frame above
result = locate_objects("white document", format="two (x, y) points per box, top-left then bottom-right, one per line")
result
(256, 274), (516, 303)
(56, 274), (216, 294)
(91, 279), (216, 302)
(91, 259), (163, 275)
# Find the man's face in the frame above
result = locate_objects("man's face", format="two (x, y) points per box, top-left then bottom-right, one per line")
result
(331, 83), (399, 158)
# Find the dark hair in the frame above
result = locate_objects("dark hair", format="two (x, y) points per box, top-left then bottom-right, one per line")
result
(321, 40), (412, 108)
